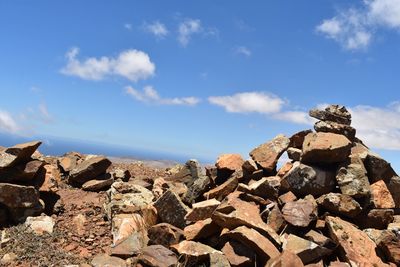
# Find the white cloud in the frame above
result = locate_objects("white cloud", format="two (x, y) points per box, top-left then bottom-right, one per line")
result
(61, 47), (155, 82)
(368, 0), (400, 28)
(125, 86), (200, 106)
(178, 19), (202, 46)
(124, 23), (132, 30)
(143, 21), (168, 38)
(234, 46), (252, 57)
(0, 110), (19, 133)
(208, 92), (285, 114)
(273, 111), (315, 125)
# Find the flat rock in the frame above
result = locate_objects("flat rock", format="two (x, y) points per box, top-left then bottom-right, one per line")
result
(138, 245), (178, 267)
(171, 240), (223, 263)
(182, 174), (211, 204)
(82, 175), (114, 192)
(185, 198), (220, 222)
(238, 176), (280, 199)
(309, 104), (351, 125)
(0, 183), (40, 209)
(91, 254), (127, 267)
(317, 193), (361, 218)
(249, 134), (290, 172)
(281, 162), (335, 197)
(25, 215), (54, 235)
(301, 132), (351, 164)
(184, 218), (220, 241)
(148, 223), (184, 247)
(314, 121), (356, 140)
(242, 159), (258, 177)
(154, 190), (190, 229)
(264, 203), (286, 233)
(370, 180), (395, 209)
(221, 240), (255, 267)
(68, 156), (111, 185)
(278, 191), (297, 206)
(59, 151), (83, 173)
(325, 216), (389, 266)
(282, 234), (331, 264)
(282, 196), (318, 227)
(336, 156), (370, 197)
(221, 226), (280, 263)
(266, 251), (304, 267)
(0, 141), (41, 169)
(216, 154), (244, 172)
(276, 162), (293, 177)
(0, 160), (44, 182)
(203, 174), (239, 201)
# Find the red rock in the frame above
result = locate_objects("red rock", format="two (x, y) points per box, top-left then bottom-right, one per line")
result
(316, 193), (361, 218)
(370, 180), (395, 209)
(290, 130), (313, 149)
(364, 151), (397, 183)
(265, 250), (304, 267)
(278, 191), (297, 206)
(68, 156), (111, 185)
(282, 196), (318, 227)
(216, 154), (244, 172)
(0, 160), (44, 182)
(82, 174), (114, 192)
(185, 198), (220, 222)
(91, 254), (127, 267)
(358, 209), (394, 230)
(242, 159), (258, 177)
(36, 164), (61, 193)
(238, 176), (280, 199)
(184, 218), (220, 241)
(171, 240), (223, 263)
(59, 151), (83, 173)
(138, 245), (178, 267)
(203, 175), (239, 201)
(221, 241), (255, 267)
(0, 141), (41, 169)
(263, 203), (286, 233)
(249, 134), (290, 172)
(221, 226), (280, 263)
(378, 231), (400, 265)
(301, 132), (351, 164)
(148, 223), (184, 247)
(325, 216), (389, 266)
(314, 121), (356, 141)
(276, 162), (293, 177)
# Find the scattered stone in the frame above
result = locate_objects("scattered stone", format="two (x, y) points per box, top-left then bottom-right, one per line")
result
(278, 191), (297, 206)
(137, 245), (178, 267)
(68, 156), (111, 185)
(358, 209), (394, 230)
(171, 240), (223, 263)
(242, 159), (258, 177)
(282, 196), (318, 227)
(82, 175), (114, 192)
(59, 151), (83, 173)
(148, 223), (184, 247)
(377, 231), (400, 265)
(249, 134), (290, 172)
(154, 190), (190, 229)
(0, 160), (44, 182)
(316, 193), (362, 218)
(25, 215), (54, 235)
(238, 176), (280, 199)
(370, 180), (395, 209)
(185, 198), (220, 222)
(276, 161), (293, 177)
(364, 151), (397, 183)
(265, 203), (286, 233)
(301, 132), (352, 164)
(0, 183), (40, 209)
(91, 254), (127, 267)
(37, 164), (61, 193)
(1, 252), (17, 265)
(110, 168), (131, 182)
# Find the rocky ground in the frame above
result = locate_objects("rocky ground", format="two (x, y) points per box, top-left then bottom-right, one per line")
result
(1, 104), (400, 267)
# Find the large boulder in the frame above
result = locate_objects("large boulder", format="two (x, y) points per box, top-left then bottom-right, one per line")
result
(282, 196), (318, 227)
(154, 190), (190, 229)
(68, 156), (111, 185)
(336, 156), (370, 198)
(0, 160), (44, 182)
(0, 141), (41, 169)
(309, 105), (351, 125)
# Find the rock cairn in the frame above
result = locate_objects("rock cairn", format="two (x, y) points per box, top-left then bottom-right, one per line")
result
(1, 104), (400, 266)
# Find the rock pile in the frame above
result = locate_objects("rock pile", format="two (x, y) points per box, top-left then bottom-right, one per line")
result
(1, 104), (400, 267)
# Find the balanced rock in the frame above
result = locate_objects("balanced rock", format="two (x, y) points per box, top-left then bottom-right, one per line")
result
(0, 141), (41, 169)
(309, 104), (351, 125)
(316, 193), (361, 218)
(314, 121), (356, 141)
(68, 156), (111, 185)
(249, 134), (290, 172)
(289, 130), (313, 149)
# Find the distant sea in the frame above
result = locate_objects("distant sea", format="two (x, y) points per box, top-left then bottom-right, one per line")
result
(0, 133), (210, 164)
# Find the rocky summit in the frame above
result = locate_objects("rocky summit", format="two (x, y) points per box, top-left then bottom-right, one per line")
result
(1, 104), (400, 266)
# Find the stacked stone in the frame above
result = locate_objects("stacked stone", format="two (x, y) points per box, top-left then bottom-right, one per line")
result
(98, 104), (400, 267)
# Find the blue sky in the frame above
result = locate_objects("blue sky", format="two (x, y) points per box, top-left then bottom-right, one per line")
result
(1, 0), (400, 169)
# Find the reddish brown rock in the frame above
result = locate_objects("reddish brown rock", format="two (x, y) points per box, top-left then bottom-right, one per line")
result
(221, 241), (255, 267)
(91, 254), (127, 267)
(0, 160), (44, 182)
(301, 132), (351, 164)
(0, 183), (40, 209)
(59, 151), (83, 173)
(358, 209), (394, 230)
(282, 234), (331, 264)
(249, 134), (290, 172)
(216, 154), (244, 172)
(203, 175), (238, 201)
(378, 231), (400, 265)
(154, 190), (190, 229)
(0, 141), (41, 169)
(171, 240), (223, 263)
(325, 216), (389, 266)
(242, 159), (258, 177)
(336, 156), (370, 198)
(265, 251), (304, 267)
(304, 230), (336, 251)
(314, 120), (356, 141)
(68, 156), (111, 185)
(37, 164), (61, 193)
(282, 196), (318, 227)
(364, 151), (397, 183)
(148, 223), (184, 247)
(309, 105), (351, 125)
(264, 204), (286, 233)
(137, 245), (178, 267)
(82, 174), (114, 192)
(277, 161), (293, 177)
(184, 218), (220, 241)
(278, 191), (297, 206)
(388, 176), (400, 208)
(370, 180), (395, 209)
(185, 198), (220, 222)
(290, 129), (313, 149)
(316, 193), (361, 218)
(238, 176), (280, 199)
(221, 226), (280, 263)
(287, 147), (302, 161)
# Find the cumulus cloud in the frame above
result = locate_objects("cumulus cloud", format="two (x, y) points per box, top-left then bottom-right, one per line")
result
(316, 0), (400, 50)
(125, 86), (200, 106)
(61, 47), (155, 82)
(0, 110), (19, 133)
(234, 46), (252, 57)
(178, 19), (202, 46)
(143, 21), (169, 38)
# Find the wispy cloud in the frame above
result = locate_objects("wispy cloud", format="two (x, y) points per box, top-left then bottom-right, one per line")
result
(316, 0), (400, 50)
(234, 46), (252, 57)
(124, 23), (132, 30)
(0, 110), (20, 134)
(143, 21), (169, 38)
(125, 86), (200, 106)
(178, 19), (202, 46)
(61, 47), (155, 82)
(38, 103), (53, 123)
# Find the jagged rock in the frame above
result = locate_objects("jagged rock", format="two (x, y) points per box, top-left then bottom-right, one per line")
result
(249, 134), (290, 172)
(110, 168), (131, 182)
(309, 104), (351, 125)
(36, 164), (61, 193)
(328, 261), (350, 267)
(154, 190), (190, 229)
(281, 162), (335, 197)
(388, 176), (400, 208)
(242, 159), (258, 177)
(137, 245), (178, 267)
(203, 174), (239, 201)
(264, 203), (286, 233)
(238, 176), (280, 199)
(68, 156), (111, 185)
(336, 156), (370, 198)
(182, 175), (211, 204)
(1, 253), (17, 265)
(282, 196), (318, 227)
(266, 251), (304, 267)
(167, 159), (202, 186)
(185, 198), (220, 222)
(221, 240), (255, 267)
(184, 218), (220, 241)
(325, 216), (389, 266)
(304, 230), (337, 251)
(216, 154), (244, 172)
(171, 240), (224, 263)
(290, 130), (313, 149)
(364, 151), (397, 183)
(281, 234), (331, 264)
(91, 254), (127, 267)
(301, 132), (351, 164)
(278, 191), (297, 206)
(287, 147), (302, 161)
(59, 152), (83, 173)
(221, 226), (280, 263)
(25, 215), (54, 235)
(358, 209), (394, 230)
(370, 180), (395, 209)
(82, 174), (114, 192)
(314, 121), (356, 140)
(276, 162), (293, 177)
(0, 160), (44, 182)
(316, 193), (361, 218)
(0, 141), (41, 169)
(148, 223), (184, 247)
(0, 183), (40, 209)
(377, 231), (400, 265)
